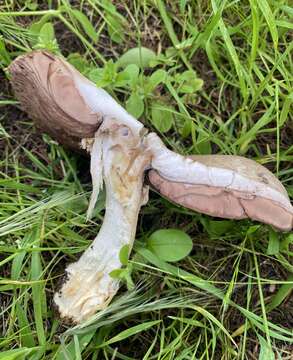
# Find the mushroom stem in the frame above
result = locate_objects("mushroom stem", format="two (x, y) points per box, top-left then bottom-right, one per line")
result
(54, 119), (150, 323)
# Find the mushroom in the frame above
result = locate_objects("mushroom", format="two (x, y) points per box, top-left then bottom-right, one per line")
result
(147, 133), (293, 231)
(9, 51), (293, 323)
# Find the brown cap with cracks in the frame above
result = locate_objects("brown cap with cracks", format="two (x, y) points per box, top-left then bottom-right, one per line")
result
(148, 155), (293, 231)
(9, 50), (101, 150)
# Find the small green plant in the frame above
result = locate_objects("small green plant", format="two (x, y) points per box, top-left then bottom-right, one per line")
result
(33, 22), (59, 52)
(88, 53), (203, 133)
(110, 244), (135, 290)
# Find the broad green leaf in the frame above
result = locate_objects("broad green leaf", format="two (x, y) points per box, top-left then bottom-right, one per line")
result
(119, 244), (130, 265)
(123, 63), (140, 79)
(151, 103), (173, 133)
(180, 118), (192, 138)
(121, 64), (140, 86)
(147, 229), (193, 262)
(38, 22), (55, 44)
(174, 70), (203, 94)
(25, 0), (38, 10)
(72, 9), (98, 43)
(126, 93), (144, 118)
(201, 219), (235, 237)
(88, 68), (105, 84)
(148, 69), (167, 90)
(179, 79), (203, 94)
(109, 268), (124, 279)
(117, 47), (157, 68)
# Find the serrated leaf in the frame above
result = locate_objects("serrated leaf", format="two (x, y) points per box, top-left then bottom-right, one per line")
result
(117, 47), (157, 68)
(147, 229), (193, 262)
(72, 9), (98, 43)
(126, 93), (144, 118)
(151, 103), (173, 133)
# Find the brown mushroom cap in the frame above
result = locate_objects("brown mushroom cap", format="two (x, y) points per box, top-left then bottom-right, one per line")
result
(9, 51), (101, 150)
(148, 155), (293, 231)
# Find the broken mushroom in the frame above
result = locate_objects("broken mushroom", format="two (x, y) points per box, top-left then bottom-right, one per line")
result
(147, 134), (293, 231)
(9, 51), (293, 323)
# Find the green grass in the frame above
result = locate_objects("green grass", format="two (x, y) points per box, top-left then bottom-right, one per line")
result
(0, 0), (292, 359)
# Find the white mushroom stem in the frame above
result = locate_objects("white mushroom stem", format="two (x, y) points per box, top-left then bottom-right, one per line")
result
(146, 133), (292, 213)
(54, 119), (150, 323)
